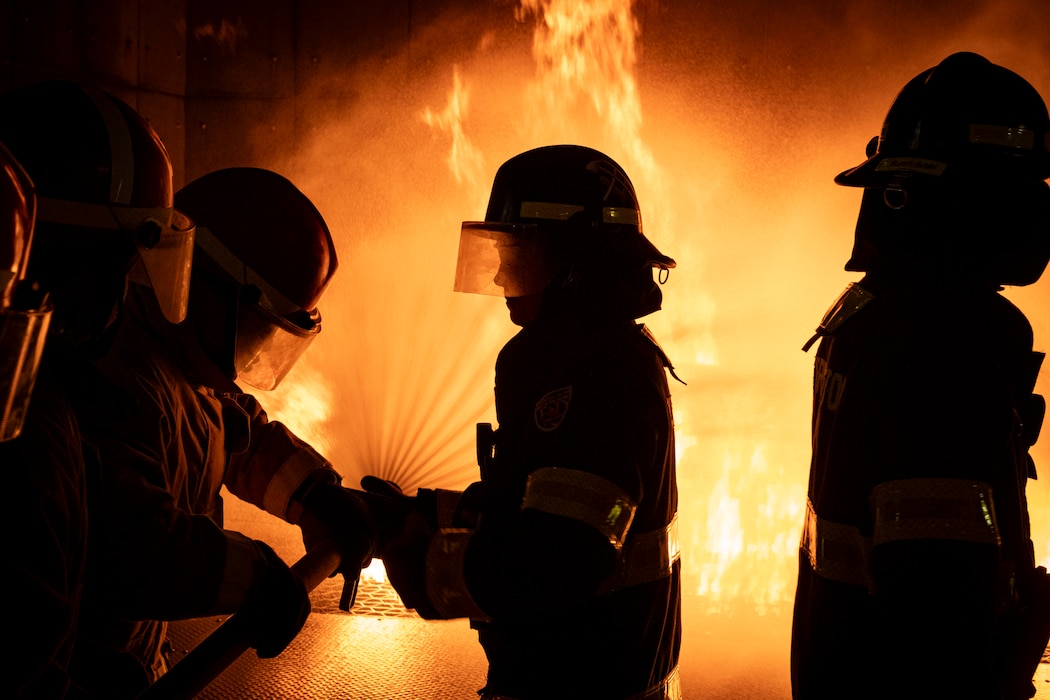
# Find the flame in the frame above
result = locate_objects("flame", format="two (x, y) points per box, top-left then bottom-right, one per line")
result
(253, 0), (1050, 677)
(257, 363), (333, 457)
(361, 558), (388, 584)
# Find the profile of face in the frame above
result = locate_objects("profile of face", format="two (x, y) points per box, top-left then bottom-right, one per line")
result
(494, 238), (555, 327)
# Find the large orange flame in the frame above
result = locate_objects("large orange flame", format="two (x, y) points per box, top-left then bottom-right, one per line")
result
(252, 0), (1050, 684)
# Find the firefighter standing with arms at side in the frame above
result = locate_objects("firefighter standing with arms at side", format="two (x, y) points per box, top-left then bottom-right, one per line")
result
(791, 52), (1050, 700)
(364, 145), (682, 700)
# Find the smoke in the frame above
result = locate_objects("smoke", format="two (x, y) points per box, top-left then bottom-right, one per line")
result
(247, 0), (1048, 690)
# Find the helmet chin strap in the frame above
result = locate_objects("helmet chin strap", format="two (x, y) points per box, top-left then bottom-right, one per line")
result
(883, 180), (910, 210)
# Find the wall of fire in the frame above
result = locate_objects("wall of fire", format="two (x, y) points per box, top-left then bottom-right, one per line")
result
(3, 0), (1050, 668)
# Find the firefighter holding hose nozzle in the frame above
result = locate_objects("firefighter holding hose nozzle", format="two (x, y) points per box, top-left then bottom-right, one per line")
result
(791, 52), (1050, 700)
(363, 145), (683, 700)
(62, 164), (379, 697)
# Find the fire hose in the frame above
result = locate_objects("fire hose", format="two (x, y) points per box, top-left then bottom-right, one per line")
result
(135, 540), (343, 700)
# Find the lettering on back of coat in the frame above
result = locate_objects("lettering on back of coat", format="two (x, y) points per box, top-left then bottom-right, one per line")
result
(814, 357), (846, 412)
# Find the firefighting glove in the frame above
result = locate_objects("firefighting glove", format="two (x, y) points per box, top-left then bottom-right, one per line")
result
(297, 482), (381, 610)
(359, 476), (439, 614)
(359, 475), (487, 531)
(242, 539), (311, 659)
(359, 475), (437, 531)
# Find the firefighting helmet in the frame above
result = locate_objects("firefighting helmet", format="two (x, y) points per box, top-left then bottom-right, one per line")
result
(0, 142), (51, 441)
(836, 52), (1050, 186)
(0, 80), (195, 324)
(837, 54), (1050, 285)
(174, 167), (337, 390)
(454, 144), (675, 298)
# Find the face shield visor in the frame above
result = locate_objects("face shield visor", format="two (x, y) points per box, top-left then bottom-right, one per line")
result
(0, 302), (52, 441)
(232, 296), (320, 391)
(194, 225), (321, 391)
(36, 197), (195, 323)
(454, 222), (559, 298)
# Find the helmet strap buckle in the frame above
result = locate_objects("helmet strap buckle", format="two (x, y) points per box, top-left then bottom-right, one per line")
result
(883, 180), (910, 210)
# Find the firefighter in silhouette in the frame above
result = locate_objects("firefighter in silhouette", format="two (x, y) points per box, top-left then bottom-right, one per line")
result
(365, 145), (682, 699)
(791, 52), (1050, 700)
(71, 166), (380, 695)
(0, 81), (197, 698)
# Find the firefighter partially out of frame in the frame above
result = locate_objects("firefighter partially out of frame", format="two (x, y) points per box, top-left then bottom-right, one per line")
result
(791, 52), (1050, 700)
(0, 81), (196, 699)
(364, 144), (683, 699)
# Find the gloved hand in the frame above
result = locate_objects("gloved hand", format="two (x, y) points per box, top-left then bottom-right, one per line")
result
(358, 476), (488, 533)
(359, 476), (437, 613)
(358, 475), (437, 534)
(241, 539), (311, 659)
(297, 482), (381, 608)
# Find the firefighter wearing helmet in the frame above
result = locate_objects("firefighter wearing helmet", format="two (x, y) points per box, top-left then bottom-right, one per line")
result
(365, 145), (682, 699)
(791, 52), (1050, 700)
(77, 166), (378, 695)
(0, 80), (197, 698)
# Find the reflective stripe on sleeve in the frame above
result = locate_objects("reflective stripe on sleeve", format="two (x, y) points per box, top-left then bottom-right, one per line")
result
(521, 467), (637, 550)
(872, 478), (1000, 546)
(599, 514), (681, 595)
(803, 479), (1000, 587)
(801, 498), (872, 587)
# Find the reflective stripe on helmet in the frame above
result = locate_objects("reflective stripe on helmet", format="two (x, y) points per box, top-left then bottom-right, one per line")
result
(519, 201), (584, 220)
(517, 200), (641, 228)
(602, 205), (640, 227)
(81, 84), (135, 205)
(969, 123), (1037, 151)
(521, 467), (637, 551)
(872, 477), (1000, 546)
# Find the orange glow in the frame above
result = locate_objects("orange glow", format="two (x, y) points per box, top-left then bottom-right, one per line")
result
(252, 0), (1050, 682)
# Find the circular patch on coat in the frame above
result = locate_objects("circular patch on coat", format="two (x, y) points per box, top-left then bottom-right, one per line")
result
(534, 386), (572, 432)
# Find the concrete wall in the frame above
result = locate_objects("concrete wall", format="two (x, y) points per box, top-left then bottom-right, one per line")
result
(0, 0), (447, 188)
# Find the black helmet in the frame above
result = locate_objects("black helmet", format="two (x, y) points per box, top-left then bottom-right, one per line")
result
(454, 145), (674, 299)
(836, 52), (1050, 186)
(0, 80), (194, 326)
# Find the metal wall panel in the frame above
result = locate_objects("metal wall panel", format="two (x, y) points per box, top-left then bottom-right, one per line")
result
(1, 0), (190, 185)
(182, 95), (297, 182)
(184, 0), (296, 97)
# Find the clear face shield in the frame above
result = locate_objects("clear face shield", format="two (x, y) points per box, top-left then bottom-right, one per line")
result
(193, 225), (322, 391)
(454, 222), (558, 298)
(36, 197), (195, 323)
(0, 303), (52, 441)
(0, 142), (51, 442)
(232, 296), (321, 391)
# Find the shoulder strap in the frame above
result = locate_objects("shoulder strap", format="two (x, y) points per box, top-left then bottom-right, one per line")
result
(802, 282), (876, 352)
(638, 324), (686, 385)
